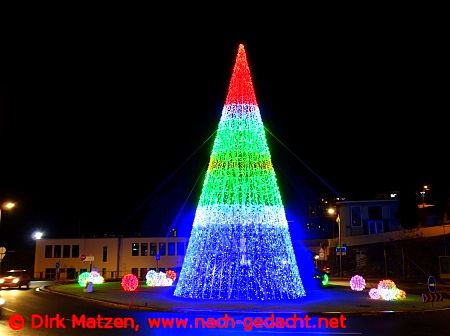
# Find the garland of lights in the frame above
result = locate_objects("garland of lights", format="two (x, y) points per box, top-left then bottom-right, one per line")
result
(174, 44), (305, 300)
(121, 274), (139, 292)
(166, 270), (177, 282)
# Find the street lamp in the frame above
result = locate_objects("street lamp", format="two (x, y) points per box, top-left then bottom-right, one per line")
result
(314, 254), (319, 268)
(336, 213), (342, 277)
(420, 185), (429, 209)
(33, 231), (44, 240)
(0, 201), (16, 273)
(326, 206), (342, 277)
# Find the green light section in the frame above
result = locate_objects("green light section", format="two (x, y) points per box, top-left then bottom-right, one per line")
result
(212, 116), (269, 156)
(198, 106), (284, 207)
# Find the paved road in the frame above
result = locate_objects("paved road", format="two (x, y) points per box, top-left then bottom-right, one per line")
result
(1, 281), (449, 335)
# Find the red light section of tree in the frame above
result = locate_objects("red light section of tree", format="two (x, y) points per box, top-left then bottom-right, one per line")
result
(225, 44), (258, 106)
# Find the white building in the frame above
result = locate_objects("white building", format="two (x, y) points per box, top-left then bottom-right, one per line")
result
(34, 236), (188, 280)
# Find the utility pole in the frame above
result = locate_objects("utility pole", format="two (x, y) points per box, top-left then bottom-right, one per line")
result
(337, 214), (342, 277)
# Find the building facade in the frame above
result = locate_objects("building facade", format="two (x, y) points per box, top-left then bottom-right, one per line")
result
(337, 199), (401, 238)
(34, 236), (188, 280)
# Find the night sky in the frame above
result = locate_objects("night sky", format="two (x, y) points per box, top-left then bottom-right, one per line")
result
(1, 24), (448, 255)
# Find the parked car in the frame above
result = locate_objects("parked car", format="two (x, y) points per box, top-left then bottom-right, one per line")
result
(0, 270), (31, 289)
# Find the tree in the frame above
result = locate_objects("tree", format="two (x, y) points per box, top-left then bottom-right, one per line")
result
(174, 44), (305, 300)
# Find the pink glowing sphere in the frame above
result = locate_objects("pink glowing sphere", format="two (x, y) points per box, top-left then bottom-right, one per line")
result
(349, 275), (366, 291)
(369, 288), (380, 299)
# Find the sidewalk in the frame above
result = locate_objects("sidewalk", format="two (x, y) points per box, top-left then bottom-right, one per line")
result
(45, 281), (450, 315)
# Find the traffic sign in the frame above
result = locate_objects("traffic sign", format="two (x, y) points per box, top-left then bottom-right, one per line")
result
(84, 256), (94, 262)
(155, 254), (160, 261)
(427, 275), (437, 293)
(55, 262), (60, 268)
(422, 292), (443, 302)
(319, 248), (325, 260)
(336, 245), (347, 256)
(80, 254), (86, 261)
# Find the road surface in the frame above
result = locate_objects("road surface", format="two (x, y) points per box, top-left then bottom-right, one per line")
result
(1, 281), (449, 335)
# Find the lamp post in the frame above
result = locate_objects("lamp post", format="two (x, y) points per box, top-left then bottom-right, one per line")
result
(0, 201), (16, 273)
(327, 206), (342, 277)
(0, 201), (16, 237)
(336, 213), (342, 278)
(420, 185), (429, 209)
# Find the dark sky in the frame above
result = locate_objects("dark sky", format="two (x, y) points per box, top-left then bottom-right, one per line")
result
(1, 23), (448, 249)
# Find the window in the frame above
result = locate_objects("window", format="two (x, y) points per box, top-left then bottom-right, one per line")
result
(389, 206), (399, 220)
(368, 206), (382, 220)
(351, 207), (361, 226)
(141, 243), (148, 256)
(72, 245), (79, 258)
(45, 245), (53, 258)
(168, 242), (175, 256)
(103, 246), (108, 262)
(67, 268), (76, 279)
(368, 220), (384, 234)
(80, 268), (87, 274)
(131, 243), (139, 256)
(45, 268), (56, 280)
(158, 267), (165, 273)
(131, 268), (138, 276)
(159, 242), (166, 256)
(439, 256), (450, 274)
(102, 268), (106, 276)
(140, 268), (147, 279)
(63, 245), (71, 258)
(54, 245), (62, 258)
(150, 243), (157, 256)
(177, 242), (185, 256)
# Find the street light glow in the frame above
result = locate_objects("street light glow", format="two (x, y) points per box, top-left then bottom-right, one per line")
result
(327, 207), (336, 215)
(2, 201), (16, 210)
(33, 231), (44, 240)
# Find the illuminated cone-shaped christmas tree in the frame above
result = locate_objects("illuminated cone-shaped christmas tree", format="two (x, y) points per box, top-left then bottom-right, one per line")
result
(174, 44), (305, 300)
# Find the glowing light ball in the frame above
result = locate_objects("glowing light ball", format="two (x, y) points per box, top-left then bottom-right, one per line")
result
(378, 279), (396, 290)
(349, 275), (366, 291)
(174, 44), (305, 300)
(369, 288), (380, 299)
(121, 274), (139, 292)
(321, 273), (329, 286)
(395, 289), (406, 300)
(78, 272), (91, 287)
(89, 271), (105, 284)
(166, 270), (177, 282)
(146, 271), (173, 287)
(369, 279), (406, 301)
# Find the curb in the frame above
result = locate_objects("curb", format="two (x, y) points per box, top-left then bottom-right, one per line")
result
(39, 286), (450, 316)
(39, 286), (170, 312)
